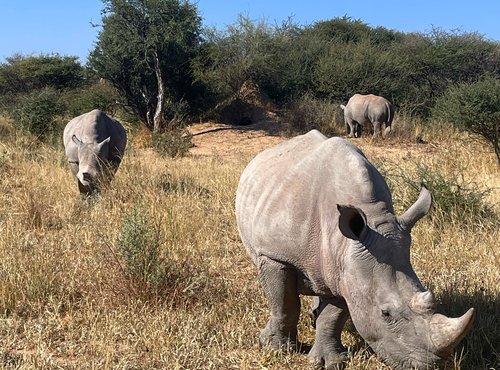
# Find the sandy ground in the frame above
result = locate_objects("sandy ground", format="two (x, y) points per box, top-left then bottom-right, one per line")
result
(188, 120), (285, 157)
(187, 119), (439, 162)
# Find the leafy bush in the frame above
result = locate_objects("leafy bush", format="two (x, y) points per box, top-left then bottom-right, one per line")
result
(200, 16), (500, 121)
(198, 15), (281, 98)
(0, 54), (84, 96)
(150, 101), (192, 157)
(281, 93), (344, 136)
(414, 165), (494, 225)
(433, 74), (500, 164)
(63, 80), (121, 117)
(10, 87), (65, 138)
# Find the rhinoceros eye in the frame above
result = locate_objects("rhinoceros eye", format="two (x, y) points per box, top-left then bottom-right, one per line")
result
(380, 305), (395, 322)
(69, 161), (79, 165)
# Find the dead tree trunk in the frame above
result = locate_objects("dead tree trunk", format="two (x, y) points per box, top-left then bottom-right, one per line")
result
(153, 50), (165, 133)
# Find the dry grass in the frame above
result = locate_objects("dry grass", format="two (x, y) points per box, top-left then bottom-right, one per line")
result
(0, 116), (498, 369)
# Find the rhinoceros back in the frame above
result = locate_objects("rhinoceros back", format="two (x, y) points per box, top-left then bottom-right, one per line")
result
(235, 130), (393, 268)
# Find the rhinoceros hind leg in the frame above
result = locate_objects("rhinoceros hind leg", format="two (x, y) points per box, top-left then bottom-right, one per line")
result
(258, 256), (300, 351)
(346, 119), (357, 138)
(309, 297), (349, 369)
(354, 123), (362, 138)
(372, 121), (382, 138)
(383, 125), (392, 138)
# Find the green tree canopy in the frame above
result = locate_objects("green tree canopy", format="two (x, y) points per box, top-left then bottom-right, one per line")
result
(0, 54), (84, 97)
(88, 0), (202, 132)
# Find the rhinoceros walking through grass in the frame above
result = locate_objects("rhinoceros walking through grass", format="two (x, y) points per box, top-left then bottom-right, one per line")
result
(340, 94), (395, 138)
(235, 130), (474, 370)
(63, 109), (127, 195)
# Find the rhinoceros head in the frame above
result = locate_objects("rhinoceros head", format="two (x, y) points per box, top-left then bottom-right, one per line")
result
(337, 187), (474, 369)
(72, 135), (111, 192)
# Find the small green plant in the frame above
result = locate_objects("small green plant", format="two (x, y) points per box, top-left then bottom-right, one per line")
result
(118, 206), (166, 288)
(151, 128), (192, 158)
(415, 165), (492, 222)
(117, 204), (218, 304)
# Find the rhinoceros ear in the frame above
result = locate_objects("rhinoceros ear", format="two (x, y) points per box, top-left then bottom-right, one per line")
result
(398, 185), (432, 231)
(337, 205), (368, 241)
(72, 135), (83, 146)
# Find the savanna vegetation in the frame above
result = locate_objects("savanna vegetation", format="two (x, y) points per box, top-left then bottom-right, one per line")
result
(0, 0), (499, 369)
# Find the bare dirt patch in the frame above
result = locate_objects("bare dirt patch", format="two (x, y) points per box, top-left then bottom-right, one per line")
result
(188, 120), (285, 157)
(187, 120), (438, 163)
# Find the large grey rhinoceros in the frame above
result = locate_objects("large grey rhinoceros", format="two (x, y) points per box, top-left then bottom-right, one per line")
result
(235, 130), (474, 370)
(63, 109), (127, 195)
(340, 93), (395, 138)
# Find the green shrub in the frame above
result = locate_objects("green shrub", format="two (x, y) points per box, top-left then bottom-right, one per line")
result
(0, 54), (84, 95)
(281, 93), (344, 136)
(151, 128), (192, 158)
(380, 160), (496, 229)
(10, 87), (65, 138)
(63, 80), (120, 117)
(415, 165), (493, 225)
(118, 206), (165, 288)
(433, 74), (500, 164)
(117, 204), (218, 304)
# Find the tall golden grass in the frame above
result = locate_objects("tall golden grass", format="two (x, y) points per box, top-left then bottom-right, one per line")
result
(0, 116), (498, 369)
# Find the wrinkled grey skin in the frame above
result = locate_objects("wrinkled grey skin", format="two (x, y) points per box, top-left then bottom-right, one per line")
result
(63, 109), (127, 195)
(235, 130), (474, 370)
(340, 94), (395, 138)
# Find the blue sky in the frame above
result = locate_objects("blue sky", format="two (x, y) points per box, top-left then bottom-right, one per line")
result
(1, 0), (499, 64)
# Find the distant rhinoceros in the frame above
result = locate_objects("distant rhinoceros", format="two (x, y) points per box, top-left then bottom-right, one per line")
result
(235, 130), (474, 370)
(340, 94), (395, 138)
(63, 109), (127, 195)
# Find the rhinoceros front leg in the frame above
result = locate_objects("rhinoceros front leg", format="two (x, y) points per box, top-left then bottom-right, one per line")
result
(257, 256), (300, 351)
(309, 297), (349, 369)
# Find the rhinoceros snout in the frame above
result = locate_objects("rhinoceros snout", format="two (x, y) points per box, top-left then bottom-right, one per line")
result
(82, 172), (93, 182)
(77, 169), (98, 188)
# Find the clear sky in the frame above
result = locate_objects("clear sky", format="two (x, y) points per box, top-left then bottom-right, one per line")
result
(1, 0), (499, 64)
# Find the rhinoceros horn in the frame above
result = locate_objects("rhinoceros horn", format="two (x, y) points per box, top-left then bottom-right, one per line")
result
(429, 308), (475, 358)
(398, 185), (432, 230)
(98, 136), (111, 149)
(410, 290), (436, 314)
